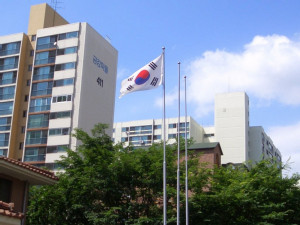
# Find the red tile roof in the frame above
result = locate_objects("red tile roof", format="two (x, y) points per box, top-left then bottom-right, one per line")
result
(0, 201), (24, 219)
(0, 156), (58, 181)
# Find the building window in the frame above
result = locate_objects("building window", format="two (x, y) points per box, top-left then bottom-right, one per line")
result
(154, 125), (161, 129)
(52, 95), (72, 103)
(35, 50), (56, 65)
(0, 86), (15, 100)
(28, 64), (32, 71)
(168, 123), (176, 129)
(36, 35), (57, 50)
(30, 50), (34, 56)
(49, 127), (70, 136)
(31, 81), (53, 96)
(33, 65), (54, 81)
(21, 126), (25, 133)
(19, 142), (23, 149)
(47, 145), (69, 153)
(0, 101), (13, 116)
(57, 46), (77, 55)
(29, 97), (51, 113)
(49, 111), (71, 119)
(24, 147), (46, 162)
(0, 117), (11, 131)
(0, 178), (12, 202)
(24, 95), (28, 102)
(26, 79), (31, 86)
(0, 71), (17, 85)
(26, 130), (48, 145)
(55, 62), (76, 71)
(0, 42), (20, 56)
(168, 134), (177, 139)
(154, 135), (161, 140)
(121, 137), (128, 142)
(27, 114), (49, 128)
(0, 149), (8, 157)
(0, 56), (19, 71)
(58, 31), (78, 40)
(31, 35), (36, 41)
(53, 78), (74, 87)
(121, 127), (129, 132)
(0, 133), (9, 147)
(23, 110), (27, 117)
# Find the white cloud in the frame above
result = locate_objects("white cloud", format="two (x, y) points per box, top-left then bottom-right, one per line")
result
(268, 121), (300, 176)
(184, 34), (300, 117)
(117, 67), (130, 80)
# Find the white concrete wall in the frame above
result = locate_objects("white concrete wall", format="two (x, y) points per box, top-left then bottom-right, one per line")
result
(72, 23), (118, 147)
(215, 92), (249, 164)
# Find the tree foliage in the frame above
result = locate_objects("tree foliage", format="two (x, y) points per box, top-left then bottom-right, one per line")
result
(27, 124), (300, 225)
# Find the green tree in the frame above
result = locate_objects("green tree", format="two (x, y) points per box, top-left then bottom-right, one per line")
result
(188, 161), (300, 225)
(27, 124), (180, 224)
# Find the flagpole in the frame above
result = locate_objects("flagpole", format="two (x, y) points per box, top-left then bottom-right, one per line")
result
(184, 76), (189, 225)
(177, 62), (181, 225)
(162, 47), (167, 225)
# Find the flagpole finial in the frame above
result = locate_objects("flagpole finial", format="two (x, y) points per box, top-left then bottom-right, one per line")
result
(184, 75), (186, 79)
(178, 62), (181, 64)
(162, 46), (165, 50)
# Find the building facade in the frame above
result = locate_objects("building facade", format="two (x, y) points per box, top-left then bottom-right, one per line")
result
(0, 4), (118, 170)
(113, 116), (204, 147)
(114, 92), (281, 165)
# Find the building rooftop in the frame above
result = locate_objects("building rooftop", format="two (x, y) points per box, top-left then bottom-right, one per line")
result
(188, 142), (223, 155)
(0, 156), (58, 185)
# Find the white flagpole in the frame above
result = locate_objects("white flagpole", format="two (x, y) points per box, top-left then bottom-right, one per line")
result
(177, 62), (181, 225)
(162, 47), (167, 225)
(184, 76), (189, 225)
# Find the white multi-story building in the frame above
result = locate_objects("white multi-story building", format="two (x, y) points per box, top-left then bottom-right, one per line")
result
(0, 3), (118, 170)
(113, 116), (204, 147)
(114, 92), (282, 165)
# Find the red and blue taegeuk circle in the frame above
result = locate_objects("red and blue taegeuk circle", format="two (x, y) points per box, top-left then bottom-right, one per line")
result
(135, 70), (150, 85)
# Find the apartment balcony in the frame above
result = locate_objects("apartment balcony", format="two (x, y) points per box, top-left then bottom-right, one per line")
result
(0, 49), (20, 57)
(29, 105), (51, 113)
(0, 63), (18, 71)
(33, 72), (54, 81)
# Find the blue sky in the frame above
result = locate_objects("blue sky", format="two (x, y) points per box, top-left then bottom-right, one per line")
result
(1, 0), (300, 175)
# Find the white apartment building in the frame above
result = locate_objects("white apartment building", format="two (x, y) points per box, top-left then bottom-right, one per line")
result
(0, 4), (118, 170)
(113, 116), (204, 147)
(114, 92), (282, 165)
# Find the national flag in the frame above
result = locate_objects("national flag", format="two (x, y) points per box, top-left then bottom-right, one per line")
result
(119, 54), (163, 98)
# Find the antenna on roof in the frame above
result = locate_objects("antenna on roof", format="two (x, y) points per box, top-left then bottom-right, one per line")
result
(49, 0), (64, 26)
(50, 0), (63, 12)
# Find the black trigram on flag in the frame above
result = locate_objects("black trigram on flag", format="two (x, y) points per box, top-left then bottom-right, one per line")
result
(150, 77), (159, 86)
(128, 77), (133, 81)
(148, 62), (157, 70)
(127, 85), (134, 91)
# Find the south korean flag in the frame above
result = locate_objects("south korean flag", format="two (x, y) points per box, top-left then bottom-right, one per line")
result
(119, 54), (163, 98)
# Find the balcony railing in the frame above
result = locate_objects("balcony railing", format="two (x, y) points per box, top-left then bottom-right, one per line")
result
(27, 121), (49, 129)
(0, 78), (16, 85)
(0, 93), (14, 100)
(0, 49), (19, 57)
(26, 137), (47, 145)
(31, 89), (52, 97)
(0, 109), (12, 116)
(24, 155), (46, 162)
(0, 63), (18, 71)
(29, 105), (51, 113)
(36, 43), (56, 51)
(0, 140), (9, 147)
(34, 57), (55, 66)
(33, 73), (54, 81)
(0, 125), (10, 131)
